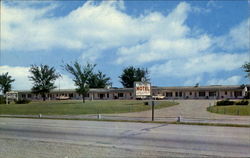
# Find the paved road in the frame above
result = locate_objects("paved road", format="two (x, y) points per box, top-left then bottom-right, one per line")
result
(0, 118), (249, 157)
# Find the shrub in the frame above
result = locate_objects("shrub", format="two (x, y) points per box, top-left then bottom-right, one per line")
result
(15, 99), (31, 104)
(216, 99), (235, 106)
(235, 100), (249, 105)
(244, 92), (250, 99)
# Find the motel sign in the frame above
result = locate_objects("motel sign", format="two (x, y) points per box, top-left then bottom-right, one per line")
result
(134, 82), (151, 97)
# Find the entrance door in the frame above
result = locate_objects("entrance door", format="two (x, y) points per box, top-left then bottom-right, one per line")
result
(99, 94), (104, 99)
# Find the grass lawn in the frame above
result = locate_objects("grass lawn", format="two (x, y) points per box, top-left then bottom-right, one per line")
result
(0, 100), (178, 115)
(207, 105), (250, 116)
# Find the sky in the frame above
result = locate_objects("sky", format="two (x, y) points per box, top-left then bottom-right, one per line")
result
(0, 0), (249, 90)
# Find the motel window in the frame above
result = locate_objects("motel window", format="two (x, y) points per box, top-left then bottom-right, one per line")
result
(166, 92), (172, 97)
(234, 91), (242, 97)
(118, 93), (124, 97)
(179, 92), (182, 97)
(69, 93), (73, 98)
(99, 94), (105, 99)
(209, 92), (216, 97)
(199, 92), (205, 97)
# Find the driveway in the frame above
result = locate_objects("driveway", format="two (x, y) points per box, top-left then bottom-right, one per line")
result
(110, 100), (250, 124)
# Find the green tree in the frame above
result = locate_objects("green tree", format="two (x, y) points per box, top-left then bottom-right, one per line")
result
(119, 66), (150, 88)
(242, 62), (250, 79)
(0, 72), (15, 94)
(29, 65), (60, 101)
(64, 62), (96, 103)
(88, 71), (112, 88)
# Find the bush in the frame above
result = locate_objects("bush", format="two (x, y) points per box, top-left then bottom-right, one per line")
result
(235, 100), (249, 105)
(216, 99), (235, 106)
(15, 99), (31, 104)
(244, 92), (250, 99)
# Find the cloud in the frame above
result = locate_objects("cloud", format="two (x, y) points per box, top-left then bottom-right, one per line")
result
(207, 76), (242, 85)
(1, 1), (249, 86)
(0, 65), (31, 90)
(149, 53), (248, 77)
(54, 74), (75, 90)
(184, 76), (202, 86)
(192, 6), (211, 14)
(0, 65), (74, 90)
(116, 35), (211, 65)
(1, 1), (191, 55)
(215, 18), (250, 51)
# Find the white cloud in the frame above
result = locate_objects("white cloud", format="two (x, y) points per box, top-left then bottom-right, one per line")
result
(215, 18), (250, 51)
(184, 76), (202, 86)
(207, 76), (242, 85)
(54, 74), (75, 90)
(149, 53), (248, 77)
(1, 1), (249, 84)
(0, 65), (31, 90)
(1, 1), (191, 55)
(192, 6), (211, 14)
(116, 35), (211, 65)
(0, 65), (74, 90)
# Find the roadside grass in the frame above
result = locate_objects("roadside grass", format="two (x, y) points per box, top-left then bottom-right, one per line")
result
(207, 105), (250, 116)
(0, 100), (178, 115)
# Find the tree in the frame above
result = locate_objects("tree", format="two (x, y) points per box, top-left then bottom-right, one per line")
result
(64, 62), (112, 102)
(119, 66), (150, 88)
(0, 72), (15, 94)
(29, 65), (60, 101)
(242, 62), (250, 79)
(64, 62), (95, 103)
(88, 71), (112, 88)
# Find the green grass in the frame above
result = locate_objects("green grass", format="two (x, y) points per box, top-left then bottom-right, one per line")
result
(207, 105), (250, 116)
(0, 100), (177, 115)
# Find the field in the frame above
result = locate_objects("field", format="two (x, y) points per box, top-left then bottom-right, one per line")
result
(207, 105), (250, 116)
(0, 100), (178, 115)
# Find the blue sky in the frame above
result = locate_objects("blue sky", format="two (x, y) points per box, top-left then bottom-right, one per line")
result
(0, 0), (249, 90)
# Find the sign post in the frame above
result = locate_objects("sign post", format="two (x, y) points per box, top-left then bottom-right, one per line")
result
(134, 80), (153, 120)
(152, 100), (154, 121)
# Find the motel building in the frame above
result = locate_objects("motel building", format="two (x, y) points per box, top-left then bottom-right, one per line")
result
(16, 85), (248, 101)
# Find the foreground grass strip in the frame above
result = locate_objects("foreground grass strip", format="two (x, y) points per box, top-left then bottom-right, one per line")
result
(207, 105), (250, 116)
(1, 115), (249, 128)
(0, 100), (178, 115)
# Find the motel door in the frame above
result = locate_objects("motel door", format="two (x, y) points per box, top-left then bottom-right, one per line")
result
(99, 94), (104, 99)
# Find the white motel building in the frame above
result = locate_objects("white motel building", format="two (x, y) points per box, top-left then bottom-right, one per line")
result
(16, 85), (249, 100)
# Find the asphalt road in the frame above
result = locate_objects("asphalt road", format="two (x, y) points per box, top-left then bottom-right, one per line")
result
(0, 118), (250, 158)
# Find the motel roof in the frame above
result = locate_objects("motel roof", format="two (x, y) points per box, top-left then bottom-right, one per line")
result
(15, 85), (246, 93)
